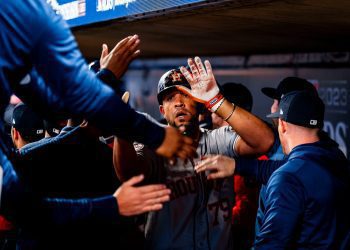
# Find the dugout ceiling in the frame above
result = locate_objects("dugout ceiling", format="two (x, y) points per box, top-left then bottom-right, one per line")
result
(71, 0), (350, 59)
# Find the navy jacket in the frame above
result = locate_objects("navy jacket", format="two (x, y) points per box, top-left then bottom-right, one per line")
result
(14, 126), (144, 250)
(0, 0), (164, 226)
(254, 140), (350, 249)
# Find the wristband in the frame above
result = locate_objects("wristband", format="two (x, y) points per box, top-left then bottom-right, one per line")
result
(211, 97), (225, 112)
(224, 104), (236, 121)
(205, 93), (224, 110)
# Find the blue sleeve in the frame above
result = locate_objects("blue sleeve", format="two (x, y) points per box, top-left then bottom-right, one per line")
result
(1, 153), (31, 224)
(235, 158), (286, 185)
(43, 195), (120, 226)
(254, 172), (305, 249)
(19, 126), (81, 154)
(96, 69), (124, 94)
(4, 0), (164, 149)
(2, 152), (120, 226)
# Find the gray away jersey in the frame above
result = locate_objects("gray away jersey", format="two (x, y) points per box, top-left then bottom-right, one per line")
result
(135, 126), (239, 250)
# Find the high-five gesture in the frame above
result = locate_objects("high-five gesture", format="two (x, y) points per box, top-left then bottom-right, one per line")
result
(100, 35), (140, 79)
(179, 57), (223, 111)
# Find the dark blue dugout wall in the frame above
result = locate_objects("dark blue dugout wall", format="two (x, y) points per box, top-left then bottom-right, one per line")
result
(122, 53), (350, 158)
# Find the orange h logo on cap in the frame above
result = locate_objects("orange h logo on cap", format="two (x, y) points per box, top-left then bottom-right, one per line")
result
(171, 72), (182, 82)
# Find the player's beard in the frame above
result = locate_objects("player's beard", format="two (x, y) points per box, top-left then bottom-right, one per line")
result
(178, 123), (198, 137)
(168, 115), (199, 138)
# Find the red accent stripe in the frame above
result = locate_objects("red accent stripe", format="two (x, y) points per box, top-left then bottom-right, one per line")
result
(205, 93), (224, 109)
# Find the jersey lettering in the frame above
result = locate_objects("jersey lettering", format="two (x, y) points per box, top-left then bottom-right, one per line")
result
(168, 176), (198, 200)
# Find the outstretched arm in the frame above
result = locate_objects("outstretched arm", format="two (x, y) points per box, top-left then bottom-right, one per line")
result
(235, 158), (286, 185)
(195, 155), (285, 182)
(43, 175), (170, 226)
(3, 1), (194, 160)
(179, 57), (274, 157)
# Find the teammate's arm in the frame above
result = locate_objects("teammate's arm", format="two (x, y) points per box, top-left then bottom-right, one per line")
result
(43, 175), (170, 225)
(195, 155), (285, 181)
(12, 1), (195, 159)
(179, 57), (274, 157)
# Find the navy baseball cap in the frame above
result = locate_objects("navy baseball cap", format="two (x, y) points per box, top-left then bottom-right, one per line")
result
(261, 77), (316, 101)
(12, 103), (45, 141)
(157, 69), (191, 104)
(267, 90), (325, 129)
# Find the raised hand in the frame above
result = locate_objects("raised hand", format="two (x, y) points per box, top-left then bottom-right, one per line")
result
(100, 35), (140, 79)
(114, 174), (171, 216)
(178, 57), (221, 106)
(194, 155), (235, 180)
(155, 126), (197, 161)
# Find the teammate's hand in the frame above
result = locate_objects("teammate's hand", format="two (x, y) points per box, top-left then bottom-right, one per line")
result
(155, 126), (197, 160)
(100, 35), (140, 79)
(114, 174), (171, 216)
(178, 57), (220, 104)
(195, 155), (235, 180)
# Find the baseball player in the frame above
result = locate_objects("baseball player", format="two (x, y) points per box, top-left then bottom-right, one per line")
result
(114, 57), (274, 249)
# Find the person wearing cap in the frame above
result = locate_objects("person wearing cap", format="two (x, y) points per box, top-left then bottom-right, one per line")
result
(253, 77), (320, 237)
(1, 0), (197, 231)
(114, 57), (274, 250)
(13, 120), (146, 250)
(220, 77), (321, 242)
(10, 103), (45, 150)
(194, 77), (348, 246)
(196, 90), (350, 249)
(254, 90), (350, 249)
(261, 76), (318, 137)
(6, 102), (171, 250)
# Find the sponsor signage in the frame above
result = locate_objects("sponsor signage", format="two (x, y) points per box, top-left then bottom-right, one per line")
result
(53, 0), (207, 27)
(313, 80), (350, 158)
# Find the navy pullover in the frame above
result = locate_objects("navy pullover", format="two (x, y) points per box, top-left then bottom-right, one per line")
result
(0, 0), (164, 226)
(254, 141), (350, 249)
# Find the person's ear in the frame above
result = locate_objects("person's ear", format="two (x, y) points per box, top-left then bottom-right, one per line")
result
(279, 118), (287, 133)
(159, 105), (165, 116)
(11, 127), (21, 148)
(11, 127), (19, 140)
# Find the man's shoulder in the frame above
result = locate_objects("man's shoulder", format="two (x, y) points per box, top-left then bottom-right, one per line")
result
(274, 158), (308, 175)
(19, 137), (53, 155)
(271, 155), (325, 187)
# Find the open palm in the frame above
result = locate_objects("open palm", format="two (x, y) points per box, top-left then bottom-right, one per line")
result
(178, 57), (220, 103)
